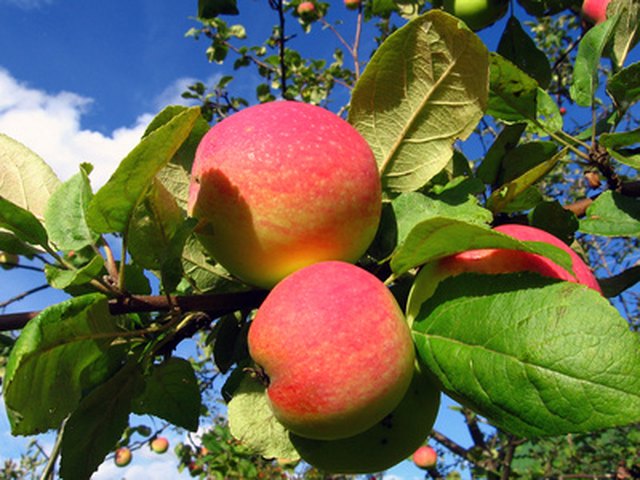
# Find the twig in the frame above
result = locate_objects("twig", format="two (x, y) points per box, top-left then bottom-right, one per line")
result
(0, 284), (50, 309)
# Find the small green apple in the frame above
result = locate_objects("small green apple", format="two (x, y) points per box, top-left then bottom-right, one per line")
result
(442, 0), (508, 31)
(188, 100), (381, 289)
(150, 436), (169, 454)
(289, 366), (441, 473)
(412, 445), (438, 469)
(248, 261), (415, 440)
(114, 447), (132, 467)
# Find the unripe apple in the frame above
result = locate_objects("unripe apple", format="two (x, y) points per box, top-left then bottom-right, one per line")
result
(412, 445), (438, 469)
(407, 224), (602, 323)
(114, 447), (132, 467)
(150, 436), (169, 454)
(442, 0), (508, 31)
(188, 101), (381, 289)
(248, 261), (415, 440)
(582, 0), (610, 24)
(290, 366), (440, 473)
(344, 0), (361, 10)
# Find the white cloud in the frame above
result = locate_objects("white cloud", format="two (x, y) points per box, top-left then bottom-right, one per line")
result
(0, 67), (152, 188)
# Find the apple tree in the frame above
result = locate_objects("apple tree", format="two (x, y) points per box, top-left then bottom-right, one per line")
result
(1, 0), (640, 479)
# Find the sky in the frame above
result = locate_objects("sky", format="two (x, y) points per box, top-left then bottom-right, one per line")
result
(0, 0), (577, 478)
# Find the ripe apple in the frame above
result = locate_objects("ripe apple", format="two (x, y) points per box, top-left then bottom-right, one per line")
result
(297, 1), (316, 15)
(412, 445), (438, 469)
(114, 447), (132, 467)
(150, 436), (169, 454)
(442, 0), (508, 31)
(344, 0), (361, 10)
(407, 224), (602, 323)
(188, 100), (381, 289)
(290, 366), (441, 473)
(582, 0), (610, 24)
(248, 261), (415, 440)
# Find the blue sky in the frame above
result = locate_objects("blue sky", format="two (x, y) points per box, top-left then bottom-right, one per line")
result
(0, 0), (552, 478)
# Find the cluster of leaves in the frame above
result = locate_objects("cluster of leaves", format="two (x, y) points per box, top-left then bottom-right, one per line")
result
(0, 0), (639, 478)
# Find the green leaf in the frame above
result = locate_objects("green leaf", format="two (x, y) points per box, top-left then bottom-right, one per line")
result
(477, 124), (526, 186)
(500, 141), (559, 183)
(128, 179), (184, 270)
(598, 265), (640, 297)
(0, 196), (49, 247)
(516, 0), (579, 16)
(390, 217), (573, 275)
(599, 127), (640, 168)
(348, 10), (489, 192)
(607, 0), (639, 67)
(59, 361), (142, 480)
(87, 106), (201, 234)
(570, 15), (619, 107)
(528, 201), (579, 245)
(132, 357), (201, 431)
(488, 54), (562, 134)
(212, 314), (244, 374)
(497, 17), (551, 88)
(44, 256), (104, 290)
(412, 273), (640, 438)
(0, 133), (61, 220)
(0, 231), (41, 257)
(198, 0), (238, 18)
(580, 191), (640, 236)
(487, 148), (565, 213)
(4, 294), (129, 435)
(607, 62), (640, 110)
(44, 166), (99, 252)
(228, 375), (300, 460)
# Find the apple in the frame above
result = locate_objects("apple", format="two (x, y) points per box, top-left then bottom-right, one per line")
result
(188, 100), (381, 289)
(248, 261), (415, 440)
(290, 366), (440, 473)
(582, 0), (610, 24)
(407, 224), (602, 323)
(442, 0), (508, 31)
(188, 461), (203, 476)
(344, 0), (361, 10)
(412, 445), (438, 469)
(150, 436), (169, 454)
(114, 447), (132, 467)
(297, 1), (316, 15)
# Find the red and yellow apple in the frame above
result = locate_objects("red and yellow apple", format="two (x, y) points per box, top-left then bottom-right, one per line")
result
(412, 445), (438, 469)
(290, 366), (440, 473)
(344, 0), (361, 10)
(150, 436), (169, 454)
(114, 447), (132, 467)
(442, 0), (509, 31)
(582, 0), (610, 24)
(188, 101), (381, 289)
(297, 1), (316, 15)
(248, 261), (415, 440)
(407, 224), (601, 323)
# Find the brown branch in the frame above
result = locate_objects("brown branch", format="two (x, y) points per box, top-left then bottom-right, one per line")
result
(0, 290), (269, 332)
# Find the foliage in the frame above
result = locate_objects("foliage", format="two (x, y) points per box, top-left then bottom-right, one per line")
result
(0, 0), (640, 478)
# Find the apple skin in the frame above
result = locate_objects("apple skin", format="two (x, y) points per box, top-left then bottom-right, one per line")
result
(412, 445), (438, 469)
(248, 261), (415, 440)
(150, 436), (169, 454)
(188, 101), (381, 289)
(290, 366), (440, 474)
(582, 0), (610, 24)
(407, 224), (602, 323)
(442, 0), (508, 31)
(297, 1), (316, 15)
(344, 0), (361, 10)
(114, 447), (132, 467)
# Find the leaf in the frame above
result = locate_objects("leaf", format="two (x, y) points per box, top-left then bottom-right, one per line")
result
(487, 54), (562, 134)
(228, 375), (300, 460)
(132, 357), (201, 431)
(528, 201), (579, 245)
(598, 265), (640, 297)
(198, 0), (238, 18)
(500, 141), (559, 184)
(59, 362), (142, 480)
(0, 196), (49, 247)
(212, 314), (243, 374)
(516, 0), (579, 16)
(0, 231), (41, 257)
(412, 273), (640, 438)
(580, 191), (640, 236)
(477, 124), (527, 186)
(390, 217), (573, 275)
(607, 61), (640, 111)
(497, 17), (551, 88)
(487, 148), (565, 213)
(0, 133), (61, 220)
(44, 165), (99, 252)
(3, 294), (128, 435)
(607, 0), (640, 67)
(348, 10), (489, 192)
(599, 126), (640, 168)
(44, 256), (105, 290)
(87, 106), (201, 234)
(128, 179), (184, 270)
(569, 15), (619, 107)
